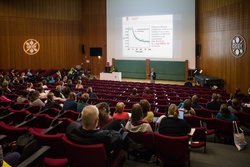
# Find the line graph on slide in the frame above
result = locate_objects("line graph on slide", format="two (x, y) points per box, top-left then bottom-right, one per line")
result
(122, 15), (173, 58)
(124, 26), (151, 50)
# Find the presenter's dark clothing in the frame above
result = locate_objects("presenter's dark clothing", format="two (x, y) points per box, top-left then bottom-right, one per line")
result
(159, 117), (191, 136)
(66, 122), (123, 154)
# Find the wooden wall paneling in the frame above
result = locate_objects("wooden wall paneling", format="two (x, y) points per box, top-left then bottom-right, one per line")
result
(0, 0), (83, 70)
(196, 0), (250, 93)
(81, 0), (106, 76)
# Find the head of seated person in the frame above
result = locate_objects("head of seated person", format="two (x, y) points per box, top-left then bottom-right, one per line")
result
(216, 103), (238, 121)
(96, 102), (112, 127)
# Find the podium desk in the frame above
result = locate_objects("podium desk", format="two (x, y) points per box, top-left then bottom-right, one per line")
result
(100, 72), (122, 81)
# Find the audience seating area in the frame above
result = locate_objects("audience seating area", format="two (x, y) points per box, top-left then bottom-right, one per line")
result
(0, 69), (250, 166)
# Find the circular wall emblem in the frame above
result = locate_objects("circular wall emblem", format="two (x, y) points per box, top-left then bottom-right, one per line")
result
(23, 39), (40, 55)
(231, 35), (246, 58)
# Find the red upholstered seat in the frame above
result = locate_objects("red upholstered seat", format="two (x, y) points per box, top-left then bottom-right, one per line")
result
(190, 127), (207, 152)
(62, 135), (125, 167)
(154, 133), (190, 167)
(29, 128), (68, 167)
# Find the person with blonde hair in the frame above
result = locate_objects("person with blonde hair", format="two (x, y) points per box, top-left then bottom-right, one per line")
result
(158, 104), (191, 136)
(113, 102), (129, 120)
(75, 80), (84, 89)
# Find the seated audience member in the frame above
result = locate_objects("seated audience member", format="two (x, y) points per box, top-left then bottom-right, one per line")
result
(62, 92), (77, 111)
(96, 102), (113, 128)
(191, 95), (203, 109)
(65, 79), (73, 89)
(139, 99), (154, 122)
(3, 151), (21, 167)
(44, 92), (62, 110)
(206, 93), (220, 110)
(29, 90), (45, 108)
(37, 86), (47, 100)
(86, 87), (97, 98)
(2, 80), (12, 94)
(217, 93), (226, 105)
(12, 77), (20, 86)
(125, 104), (153, 133)
(62, 86), (71, 99)
(227, 93), (235, 106)
(216, 103), (238, 121)
(179, 99), (196, 116)
(155, 105), (170, 130)
(66, 105), (123, 155)
(41, 79), (48, 89)
(75, 80), (84, 89)
(0, 88), (11, 102)
(27, 69), (33, 77)
(245, 101), (250, 108)
(62, 76), (68, 84)
(48, 76), (55, 84)
(26, 82), (35, 92)
(56, 70), (62, 80)
(53, 85), (65, 99)
(16, 92), (29, 104)
(142, 87), (153, 99)
(247, 87), (250, 100)
(159, 104), (191, 136)
(77, 93), (89, 113)
(130, 88), (139, 97)
(228, 98), (242, 113)
(113, 102), (129, 121)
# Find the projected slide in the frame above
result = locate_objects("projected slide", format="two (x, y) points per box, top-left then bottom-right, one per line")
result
(123, 15), (173, 58)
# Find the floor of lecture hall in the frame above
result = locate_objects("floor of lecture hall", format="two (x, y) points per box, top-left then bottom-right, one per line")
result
(122, 78), (185, 85)
(96, 75), (186, 85)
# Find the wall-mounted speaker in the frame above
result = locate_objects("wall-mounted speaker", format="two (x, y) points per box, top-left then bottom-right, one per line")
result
(81, 45), (85, 54)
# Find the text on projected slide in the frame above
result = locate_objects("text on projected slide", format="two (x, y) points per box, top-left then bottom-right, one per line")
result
(122, 15), (173, 58)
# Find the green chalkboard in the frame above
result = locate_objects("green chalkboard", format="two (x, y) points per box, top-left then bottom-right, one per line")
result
(115, 59), (186, 81)
(150, 61), (186, 81)
(115, 60), (146, 79)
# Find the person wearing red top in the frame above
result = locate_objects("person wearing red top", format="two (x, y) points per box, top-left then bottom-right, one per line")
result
(113, 102), (129, 121)
(142, 87), (153, 99)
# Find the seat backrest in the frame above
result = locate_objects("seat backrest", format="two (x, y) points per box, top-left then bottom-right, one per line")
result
(41, 108), (61, 118)
(192, 127), (206, 142)
(199, 116), (216, 129)
(238, 112), (250, 128)
(4, 109), (31, 125)
(128, 132), (154, 150)
(154, 133), (189, 166)
(0, 122), (28, 141)
(184, 115), (202, 128)
(215, 119), (238, 139)
(59, 110), (79, 121)
(25, 105), (41, 114)
(29, 128), (66, 158)
(62, 135), (108, 167)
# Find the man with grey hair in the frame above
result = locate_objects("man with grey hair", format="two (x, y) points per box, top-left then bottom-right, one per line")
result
(66, 105), (123, 155)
